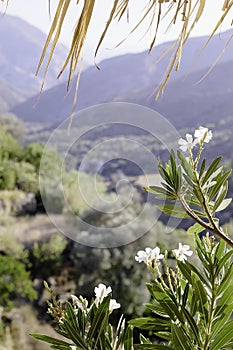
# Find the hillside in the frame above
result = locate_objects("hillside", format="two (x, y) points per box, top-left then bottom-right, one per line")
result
(0, 12), (68, 112)
(12, 29), (233, 124)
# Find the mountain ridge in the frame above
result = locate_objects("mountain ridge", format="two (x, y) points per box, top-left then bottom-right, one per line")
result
(12, 28), (233, 128)
(0, 12), (68, 113)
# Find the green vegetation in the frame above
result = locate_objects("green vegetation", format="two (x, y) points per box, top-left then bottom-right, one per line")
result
(0, 254), (37, 310)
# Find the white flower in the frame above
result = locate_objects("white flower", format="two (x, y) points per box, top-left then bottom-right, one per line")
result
(71, 295), (88, 312)
(135, 247), (164, 266)
(194, 126), (212, 144)
(178, 133), (197, 152)
(94, 283), (112, 305)
(109, 299), (121, 312)
(173, 243), (193, 262)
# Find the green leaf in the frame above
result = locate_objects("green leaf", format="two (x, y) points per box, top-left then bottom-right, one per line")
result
(30, 334), (72, 348)
(177, 151), (196, 183)
(217, 265), (233, 296)
(171, 323), (190, 350)
(214, 239), (226, 262)
(187, 222), (205, 235)
(215, 284), (233, 318)
(65, 302), (79, 331)
(63, 320), (87, 349)
(145, 302), (170, 318)
(212, 305), (233, 338)
(135, 345), (174, 350)
(211, 182), (228, 212)
(115, 316), (126, 349)
(199, 158), (206, 178)
(215, 198), (232, 212)
(129, 317), (170, 331)
(215, 249), (233, 275)
(149, 284), (183, 323)
(200, 156), (222, 186)
(210, 320), (233, 350)
(181, 307), (200, 345)
(50, 345), (72, 350)
(87, 295), (110, 341)
(123, 325), (134, 350)
(157, 204), (190, 218)
(194, 280), (208, 325)
(145, 186), (176, 200)
(158, 160), (174, 189)
(182, 283), (189, 307)
(155, 332), (171, 341)
(139, 334), (151, 344)
(208, 169), (232, 201)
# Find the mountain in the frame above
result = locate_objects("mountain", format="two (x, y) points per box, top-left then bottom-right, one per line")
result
(119, 59), (233, 129)
(12, 29), (233, 125)
(0, 12), (68, 112)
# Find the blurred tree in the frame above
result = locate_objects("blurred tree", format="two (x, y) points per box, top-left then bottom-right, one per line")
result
(0, 113), (26, 145)
(0, 160), (16, 190)
(0, 254), (37, 310)
(0, 127), (22, 161)
(22, 143), (45, 173)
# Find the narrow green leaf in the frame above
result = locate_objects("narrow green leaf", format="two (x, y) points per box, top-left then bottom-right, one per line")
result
(145, 302), (170, 318)
(215, 198), (232, 212)
(63, 320), (87, 349)
(212, 306), (233, 337)
(210, 320), (233, 350)
(217, 265), (233, 295)
(181, 307), (200, 345)
(214, 239), (226, 262)
(215, 249), (233, 275)
(30, 334), (71, 348)
(155, 331), (171, 341)
(194, 280), (208, 325)
(87, 295), (110, 341)
(171, 323), (190, 350)
(135, 345), (174, 350)
(65, 302), (79, 331)
(157, 204), (190, 218)
(208, 169), (232, 201)
(199, 158), (206, 178)
(200, 156), (222, 185)
(187, 222), (205, 235)
(129, 317), (170, 331)
(123, 325), (134, 350)
(177, 151), (196, 182)
(139, 334), (151, 345)
(212, 182), (228, 212)
(182, 283), (189, 307)
(145, 186), (176, 200)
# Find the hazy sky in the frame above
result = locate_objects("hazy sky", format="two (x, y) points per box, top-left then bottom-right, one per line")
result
(2, 0), (233, 63)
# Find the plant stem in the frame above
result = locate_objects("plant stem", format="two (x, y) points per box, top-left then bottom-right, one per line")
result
(202, 275), (217, 349)
(178, 195), (233, 248)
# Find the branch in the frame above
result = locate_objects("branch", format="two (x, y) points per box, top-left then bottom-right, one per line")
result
(179, 195), (233, 248)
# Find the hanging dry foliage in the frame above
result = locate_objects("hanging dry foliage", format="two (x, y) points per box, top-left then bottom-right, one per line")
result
(1, 0), (233, 100)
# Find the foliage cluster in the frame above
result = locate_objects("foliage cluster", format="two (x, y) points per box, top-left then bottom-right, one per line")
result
(0, 235), (37, 311)
(31, 126), (233, 350)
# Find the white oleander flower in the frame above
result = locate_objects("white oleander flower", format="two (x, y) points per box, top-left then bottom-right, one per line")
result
(109, 299), (121, 312)
(94, 283), (112, 306)
(178, 133), (197, 152)
(173, 243), (193, 262)
(194, 126), (212, 144)
(135, 247), (164, 267)
(71, 295), (88, 312)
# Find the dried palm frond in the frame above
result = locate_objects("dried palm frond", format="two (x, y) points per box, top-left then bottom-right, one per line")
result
(1, 0), (233, 101)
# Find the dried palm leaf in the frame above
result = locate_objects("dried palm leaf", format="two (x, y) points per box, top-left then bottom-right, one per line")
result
(1, 0), (233, 104)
